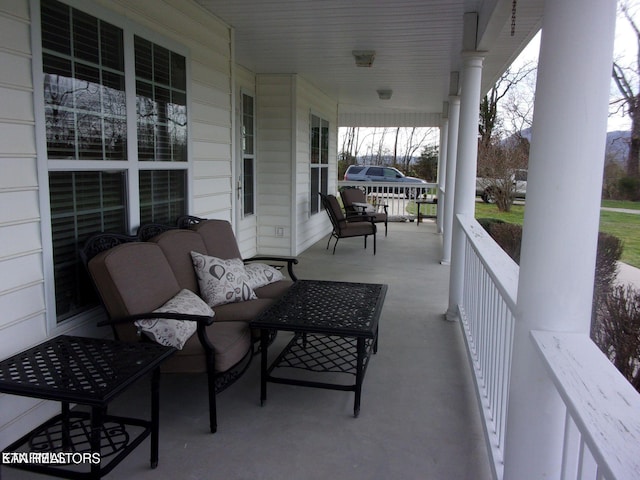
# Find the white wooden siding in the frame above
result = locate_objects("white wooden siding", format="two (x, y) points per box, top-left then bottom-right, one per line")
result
(0, 0), (234, 449)
(256, 74), (294, 255)
(254, 74), (337, 256)
(294, 77), (337, 254)
(0, 0), (54, 450)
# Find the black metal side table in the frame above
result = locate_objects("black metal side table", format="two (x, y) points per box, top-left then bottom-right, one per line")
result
(251, 280), (387, 417)
(0, 335), (175, 479)
(415, 199), (435, 225)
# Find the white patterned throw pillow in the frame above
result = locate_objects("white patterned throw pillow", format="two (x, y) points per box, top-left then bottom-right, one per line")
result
(244, 263), (285, 290)
(191, 252), (258, 307)
(134, 289), (212, 349)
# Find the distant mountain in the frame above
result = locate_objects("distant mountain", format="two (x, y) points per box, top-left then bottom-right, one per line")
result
(509, 128), (630, 165)
(606, 130), (630, 164)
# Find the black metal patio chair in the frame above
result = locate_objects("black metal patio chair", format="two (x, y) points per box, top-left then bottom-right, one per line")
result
(340, 187), (389, 236)
(319, 193), (377, 254)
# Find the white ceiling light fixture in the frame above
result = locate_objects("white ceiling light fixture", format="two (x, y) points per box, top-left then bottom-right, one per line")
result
(352, 50), (376, 67)
(377, 89), (393, 100)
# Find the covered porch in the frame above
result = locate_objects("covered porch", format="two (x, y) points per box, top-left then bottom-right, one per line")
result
(5, 220), (494, 480)
(1, 0), (639, 478)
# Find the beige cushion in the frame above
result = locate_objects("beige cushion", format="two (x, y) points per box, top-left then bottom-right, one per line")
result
(134, 289), (212, 349)
(211, 298), (273, 322)
(253, 279), (294, 300)
(88, 242), (181, 343)
(192, 219), (242, 259)
(151, 229), (207, 292)
(191, 252), (257, 307)
(244, 263), (285, 290)
(161, 320), (251, 373)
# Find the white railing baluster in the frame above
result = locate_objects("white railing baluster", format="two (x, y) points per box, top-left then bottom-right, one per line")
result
(532, 331), (640, 480)
(456, 214), (518, 480)
(337, 181), (438, 219)
(457, 214), (640, 480)
(561, 411), (580, 480)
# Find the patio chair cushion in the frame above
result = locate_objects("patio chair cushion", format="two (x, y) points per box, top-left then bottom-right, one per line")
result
(244, 263), (285, 290)
(164, 320), (252, 373)
(191, 251), (257, 307)
(88, 242), (182, 343)
(134, 289), (211, 349)
(253, 278), (295, 299)
(210, 298), (274, 322)
(338, 220), (377, 238)
(192, 219), (243, 259)
(150, 229), (207, 293)
(340, 187), (388, 236)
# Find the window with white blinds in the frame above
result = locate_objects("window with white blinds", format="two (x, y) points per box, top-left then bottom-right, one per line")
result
(40, 0), (189, 322)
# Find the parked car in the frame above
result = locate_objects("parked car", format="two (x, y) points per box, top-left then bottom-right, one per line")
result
(476, 168), (527, 203)
(343, 165), (428, 198)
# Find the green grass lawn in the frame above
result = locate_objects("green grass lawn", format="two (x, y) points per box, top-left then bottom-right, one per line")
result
(475, 203), (525, 225)
(474, 201), (640, 268)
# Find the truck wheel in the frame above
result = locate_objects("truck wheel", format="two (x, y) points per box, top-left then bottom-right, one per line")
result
(482, 187), (498, 204)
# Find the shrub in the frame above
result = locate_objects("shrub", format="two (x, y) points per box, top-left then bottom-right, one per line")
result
(594, 232), (624, 296)
(618, 176), (640, 201)
(602, 160), (625, 199)
(488, 222), (522, 264)
(476, 218), (636, 390)
(591, 232), (624, 345)
(593, 284), (640, 392)
(476, 217), (505, 233)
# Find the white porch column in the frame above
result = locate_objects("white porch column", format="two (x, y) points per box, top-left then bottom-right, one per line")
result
(503, 0), (617, 478)
(446, 55), (483, 318)
(440, 95), (460, 264)
(436, 104), (449, 234)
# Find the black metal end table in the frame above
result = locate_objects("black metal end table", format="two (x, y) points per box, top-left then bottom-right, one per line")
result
(250, 280), (387, 417)
(0, 335), (175, 479)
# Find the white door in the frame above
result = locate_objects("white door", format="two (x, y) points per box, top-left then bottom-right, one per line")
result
(236, 91), (258, 256)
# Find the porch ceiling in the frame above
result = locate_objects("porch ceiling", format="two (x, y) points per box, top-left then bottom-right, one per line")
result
(196, 0), (544, 126)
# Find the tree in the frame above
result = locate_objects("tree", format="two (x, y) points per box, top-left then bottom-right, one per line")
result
(479, 63), (535, 149)
(611, 1), (640, 179)
(339, 127), (360, 178)
(398, 127), (431, 174)
(415, 144), (438, 182)
(477, 62), (536, 212)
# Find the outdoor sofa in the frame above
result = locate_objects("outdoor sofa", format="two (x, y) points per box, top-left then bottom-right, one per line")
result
(83, 218), (298, 433)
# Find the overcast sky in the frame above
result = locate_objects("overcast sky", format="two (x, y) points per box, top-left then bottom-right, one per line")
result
(340, 5), (638, 154)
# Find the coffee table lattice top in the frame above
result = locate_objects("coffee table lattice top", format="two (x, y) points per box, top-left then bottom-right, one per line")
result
(252, 280), (387, 337)
(0, 336), (174, 405)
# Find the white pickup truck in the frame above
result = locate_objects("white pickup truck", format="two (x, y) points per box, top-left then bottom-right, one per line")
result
(476, 169), (527, 203)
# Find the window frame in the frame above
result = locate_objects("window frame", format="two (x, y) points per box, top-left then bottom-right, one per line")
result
(32, 0), (192, 333)
(241, 91), (256, 218)
(309, 112), (329, 216)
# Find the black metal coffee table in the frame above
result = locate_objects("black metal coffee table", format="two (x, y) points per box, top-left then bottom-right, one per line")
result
(0, 335), (175, 479)
(251, 280), (387, 417)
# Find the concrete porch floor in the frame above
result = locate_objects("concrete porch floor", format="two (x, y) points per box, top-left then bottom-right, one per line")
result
(5, 221), (493, 480)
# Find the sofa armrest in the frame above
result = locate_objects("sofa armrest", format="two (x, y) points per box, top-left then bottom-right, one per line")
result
(244, 256), (299, 282)
(99, 311), (218, 354)
(98, 311), (215, 328)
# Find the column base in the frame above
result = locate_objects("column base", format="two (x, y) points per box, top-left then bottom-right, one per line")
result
(444, 308), (459, 322)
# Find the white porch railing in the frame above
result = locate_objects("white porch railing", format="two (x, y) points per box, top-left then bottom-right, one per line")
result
(337, 181), (438, 220)
(457, 214), (518, 480)
(457, 214), (640, 480)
